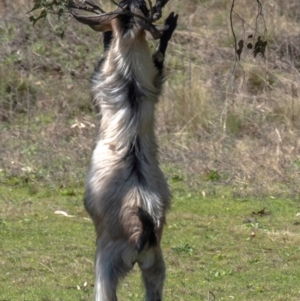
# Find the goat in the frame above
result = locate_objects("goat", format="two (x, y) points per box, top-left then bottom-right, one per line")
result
(71, 1), (177, 300)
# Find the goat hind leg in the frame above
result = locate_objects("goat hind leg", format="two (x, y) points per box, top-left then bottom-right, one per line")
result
(139, 249), (166, 301)
(94, 240), (128, 301)
(94, 250), (118, 301)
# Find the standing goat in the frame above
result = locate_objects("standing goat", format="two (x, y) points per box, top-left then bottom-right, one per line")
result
(71, 1), (177, 300)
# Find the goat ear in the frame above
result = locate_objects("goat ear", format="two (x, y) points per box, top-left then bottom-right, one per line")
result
(71, 11), (117, 32)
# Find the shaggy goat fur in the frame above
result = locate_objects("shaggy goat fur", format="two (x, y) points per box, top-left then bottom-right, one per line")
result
(82, 2), (177, 300)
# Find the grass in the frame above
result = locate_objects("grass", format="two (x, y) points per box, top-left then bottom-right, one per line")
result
(1, 178), (300, 300)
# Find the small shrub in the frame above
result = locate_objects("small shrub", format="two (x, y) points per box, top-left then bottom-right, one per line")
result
(0, 68), (37, 122)
(247, 68), (275, 95)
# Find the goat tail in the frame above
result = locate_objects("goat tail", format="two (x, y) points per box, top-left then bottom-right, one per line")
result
(136, 207), (157, 253)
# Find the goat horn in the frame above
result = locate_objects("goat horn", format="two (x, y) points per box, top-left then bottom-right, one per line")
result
(70, 9), (123, 31)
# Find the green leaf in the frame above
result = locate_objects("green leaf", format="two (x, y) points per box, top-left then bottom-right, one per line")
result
(29, 9), (47, 26)
(27, 0), (42, 13)
(59, 31), (65, 39)
(57, 7), (66, 19)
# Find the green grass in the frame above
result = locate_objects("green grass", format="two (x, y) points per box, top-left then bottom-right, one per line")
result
(1, 178), (300, 301)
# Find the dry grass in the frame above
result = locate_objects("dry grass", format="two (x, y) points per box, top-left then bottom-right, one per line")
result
(1, 0), (300, 197)
(157, 0), (300, 197)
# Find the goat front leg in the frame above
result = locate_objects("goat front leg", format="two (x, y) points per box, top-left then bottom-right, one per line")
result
(103, 31), (113, 52)
(91, 31), (113, 116)
(152, 12), (178, 72)
(94, 31), (113, 73)
(153, 0), (171, 21)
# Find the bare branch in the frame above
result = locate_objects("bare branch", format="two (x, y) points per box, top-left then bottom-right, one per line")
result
(255, 0), (267, 40)
(69, 2), (104, 14)
(84, 0), (106, 13)
(230, 0), (238, 59)
(147, 0), (153, 21)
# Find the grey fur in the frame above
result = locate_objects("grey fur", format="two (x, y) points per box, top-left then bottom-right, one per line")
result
(83, 5), (177, 301)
